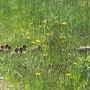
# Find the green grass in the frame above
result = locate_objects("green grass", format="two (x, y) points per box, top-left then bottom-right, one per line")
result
(0, 0), (90, 90)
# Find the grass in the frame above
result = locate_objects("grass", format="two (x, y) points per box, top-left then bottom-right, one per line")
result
(0, 0), (90, 90)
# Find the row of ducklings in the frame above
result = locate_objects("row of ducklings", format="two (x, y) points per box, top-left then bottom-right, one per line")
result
(0, 44), (42, 55)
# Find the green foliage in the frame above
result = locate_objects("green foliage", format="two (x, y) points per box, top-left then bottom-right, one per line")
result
(0, 0), (90, 90)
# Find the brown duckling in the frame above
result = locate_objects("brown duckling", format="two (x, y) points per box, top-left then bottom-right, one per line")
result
(11, 48), (19, 55)
(22, 45), (27, 51)
(31, 45), (41, 51)
(78, 46), (90, 52)
(14, 45), (27, 54)
(0, 45), (4, 51)
(3, 44), (11, 52)
(17, 45), (26, 52)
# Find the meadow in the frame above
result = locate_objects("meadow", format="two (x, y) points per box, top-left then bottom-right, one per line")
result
(0, 0), (90, 90)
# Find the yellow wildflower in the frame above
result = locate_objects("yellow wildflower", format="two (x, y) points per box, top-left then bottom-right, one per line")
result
(26, 37), (30, 39)
(66, 73), (71, 77)
(26, 32), (30, 35)
(21, 28), (24, 31)
(46, 33), (50, 36)
(55, 20), (59, 23)
(31, 41), (35, 44)
(60, 36), (66, 39)
(43, 53), (48, 57)
(25, 58), (28, 61)
(61, 22), (67, 25)
(43, 20), (47, 24)
(35, 72), (41, 76)
(36, 39), (40, 43)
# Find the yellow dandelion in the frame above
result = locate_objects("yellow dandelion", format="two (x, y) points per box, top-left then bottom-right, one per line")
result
(25, 58), (28, 61)
(21, 28), (24, 31)
(43, 53), (48, 57)
(46, 33), (50, 36)
(55, 20), (59, 23)
(66, 73), (71, 77)
(60, 36), (66, 39)
(36, 39), (40, 43)
(43, 20), (47, 24)
(61, 22), (67, 25)
(26, 32), (30, 35)
(35, 72), (41, 76)
(26, 37), (31, 39)
(31, 41), (35, 44)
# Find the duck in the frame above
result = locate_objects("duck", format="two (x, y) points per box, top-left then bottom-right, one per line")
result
(3, 44), (11, 52)
(17, 45), (26, 52)
(77, 46), (90, 52)
(31, 45), (41, 51)
(0, 45), (4, 51)
(11, 45), (27, 55)
(11, 48), (19, 55)
(22, 45), (27, 51)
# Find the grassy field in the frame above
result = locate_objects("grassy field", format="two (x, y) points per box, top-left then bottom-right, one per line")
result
(0, 0), (90, 90)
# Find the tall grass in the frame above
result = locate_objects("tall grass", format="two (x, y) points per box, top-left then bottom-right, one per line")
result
(0, 0), (90, 90)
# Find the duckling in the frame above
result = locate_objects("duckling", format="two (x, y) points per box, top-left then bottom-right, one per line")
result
(0, 45), (4, 51)
(19, 47), (24, 53)
(3, 44), (11, 52)
(31, 45), (41, 51)
(22, 45), (26, 51)
(78, 46), (90, 52)
(11, 48), (19, 55)
(17, 45), (26, 52)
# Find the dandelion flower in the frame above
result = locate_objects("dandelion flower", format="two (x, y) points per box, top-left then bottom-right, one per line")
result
(43, 20), (47, 24)
(26, 32), (30, 35)
(60, 36), (66, 39)
(31, 41), (35, 44)
(21, 28), (24, 31)
(43, 53), (48, 57)
(61, 22), (67, 25)
(55, 20), (59, 23)
(46, 33), (50, 36)
(27, 37), (30, 39)
(35, 72), (41, 76)
(25, 58), (28, 61)
(66, 73), (71, 77)
(36, 39), (40, 43)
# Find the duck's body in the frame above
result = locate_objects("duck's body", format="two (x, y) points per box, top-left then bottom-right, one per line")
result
(0, 45), (4, 51)
(11, 45), (26, 55)
(0, 44), (11, 52)
(3, 44), (11, 52)
(31, 45), (41, 51)
(78, 46), (90, 51)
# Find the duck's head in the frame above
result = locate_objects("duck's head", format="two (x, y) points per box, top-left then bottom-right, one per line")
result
(22, 45), (26, 50)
